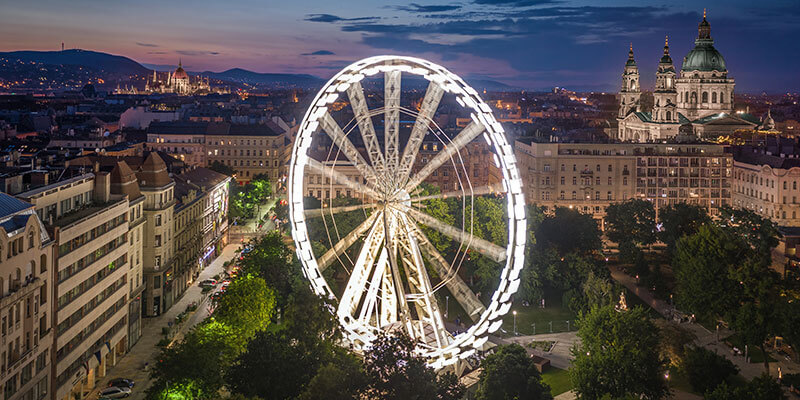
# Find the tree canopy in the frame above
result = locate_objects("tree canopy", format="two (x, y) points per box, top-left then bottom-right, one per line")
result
(570, 306), (668, 400)
(475, 344), (553, 400)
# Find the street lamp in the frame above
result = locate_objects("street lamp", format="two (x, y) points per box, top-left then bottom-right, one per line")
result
(513, 310), (517, 336)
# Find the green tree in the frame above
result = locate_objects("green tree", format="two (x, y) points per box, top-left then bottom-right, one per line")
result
(718, 207), (780, 268)
(153, 379), (205, 400)
(209, 160), (236, 176)
(570, 306), (668, 400)
(226, 330), (330, 400)
(214, 274), (276, 349)
(682, 346), (738, 394)
(298, 351), (368, 400)
(658, 203), (710, 255)
(475, 344), (553, 400)
(536, 207), (601, 256)
(672, 225), (743, 320)
(239, 232), (296, 308)
(362, 332), (465, 400)
(581, 271), (617, 310)
(418, 183), (455, 254)
(705, 374), (785, 400)
(605, 199), (656, 263)
(147, 320), (239, 399)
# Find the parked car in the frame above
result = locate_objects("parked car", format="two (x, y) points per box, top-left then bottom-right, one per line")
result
(199, 279), (217, 288)
(99, 386), (131, 398)
(108, 378), (134, 388)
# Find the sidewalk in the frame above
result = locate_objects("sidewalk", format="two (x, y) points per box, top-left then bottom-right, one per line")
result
(86, 244), (241, 400)
(609, 265), (800, 380)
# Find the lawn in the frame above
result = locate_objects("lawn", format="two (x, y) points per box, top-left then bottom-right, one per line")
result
(541, 367), (573, 396)
(500, 289), (577, 337)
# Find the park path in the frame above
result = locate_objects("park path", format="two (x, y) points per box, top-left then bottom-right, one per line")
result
(85, 244), (240, 400)
(609, 266), (800, 381)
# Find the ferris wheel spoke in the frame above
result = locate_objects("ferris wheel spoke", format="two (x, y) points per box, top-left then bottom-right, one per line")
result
(408, 183), (506, 203)
(317, 211), (381, 272)
(403, 206), (507, 263)
(338, 217), (386, 320)
(306, 158), (381, 200)
(347, 81), (386, 177)
(398, 81), (444, 181)
(384, 70), (401, 177)
(402, 121), (486, 194)
(304, 202), (376, 219)
(319, 112), (382, 186)
(396, 214), (450, 348)
(408, 222), (486, 322)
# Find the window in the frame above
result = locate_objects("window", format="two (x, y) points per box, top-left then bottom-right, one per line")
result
(608, 165), (612, 172)
(560, 191), (565, 199)
(623, 177), (628, 185)
(607, 191), (612, 200)
(702, 92), (708, 103)
(543, 164), (551, 172)
(154, 235), (161, 248)
(572, 177), (577, 185)
(154, 276), (161, 288)
(560, 177), (565, 185)
(560, 164), (565, 172)
(571, 191), (577, 200)
(608, 177), (612, 185)
(155, 215), (162, 226)
(154, 256), (161, 268)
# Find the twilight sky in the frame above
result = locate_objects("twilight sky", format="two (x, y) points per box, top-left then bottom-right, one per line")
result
(1, 0), (798, 92)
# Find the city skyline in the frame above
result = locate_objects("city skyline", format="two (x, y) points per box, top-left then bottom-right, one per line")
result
(1, 0), (798, 92)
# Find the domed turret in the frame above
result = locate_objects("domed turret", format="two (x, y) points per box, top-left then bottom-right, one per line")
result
(762, 109), (776, 130)
(173, 60), (189, 80)
(625, 43), (637, 67)
(682, 10), (727, 72)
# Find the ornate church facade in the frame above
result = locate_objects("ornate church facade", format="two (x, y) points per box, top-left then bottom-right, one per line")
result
(617, 12), (760, 142)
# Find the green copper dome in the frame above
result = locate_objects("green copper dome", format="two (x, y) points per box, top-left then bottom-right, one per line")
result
(682, 41), (727, 72)
(681, 13), (727, 72)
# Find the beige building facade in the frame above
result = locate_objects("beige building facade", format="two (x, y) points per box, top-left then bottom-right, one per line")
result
(0, 193), (52, 400)
(515, 140), (732, 224)
(17, 173), (130, 400)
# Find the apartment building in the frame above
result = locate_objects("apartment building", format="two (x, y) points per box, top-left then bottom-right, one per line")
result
(136, 154), (175, 318)
(172, 168), (230, 292)
(17, 173), (130, 400)
(109, 162), (145, 349)
(515, 139), (732, 225)
(146, 121), (288, 184)
(0, 193), (52, 400)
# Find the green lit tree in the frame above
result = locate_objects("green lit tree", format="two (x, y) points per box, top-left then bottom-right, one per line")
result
(475, 344), (552, 400)
(570, 306), (668, 400)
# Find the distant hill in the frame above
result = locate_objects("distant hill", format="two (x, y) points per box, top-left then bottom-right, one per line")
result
(196, 68), (324, 88)
(0, 49), (149, 76)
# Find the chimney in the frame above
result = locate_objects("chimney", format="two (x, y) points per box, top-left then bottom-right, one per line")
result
(93, 172), (111, 203)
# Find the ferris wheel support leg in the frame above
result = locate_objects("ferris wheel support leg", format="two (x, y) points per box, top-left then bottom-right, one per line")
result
(397, 215), (451, 348)
(412, 226), (486, 323)
(317, 211), (380, 272)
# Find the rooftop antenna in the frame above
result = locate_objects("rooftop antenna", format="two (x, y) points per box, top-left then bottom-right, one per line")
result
(61, 42), (64, 51)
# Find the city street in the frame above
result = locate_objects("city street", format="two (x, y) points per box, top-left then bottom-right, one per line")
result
(85, 244), (241, 400)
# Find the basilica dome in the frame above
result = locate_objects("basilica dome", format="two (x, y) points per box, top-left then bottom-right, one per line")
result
(682, 43), (727, 72)
(681, 12), (727, 73)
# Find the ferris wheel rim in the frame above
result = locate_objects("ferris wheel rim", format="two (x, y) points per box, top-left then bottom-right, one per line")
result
(287, 55), (527, 369)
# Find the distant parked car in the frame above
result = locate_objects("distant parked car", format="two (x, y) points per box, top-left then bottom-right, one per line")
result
(99, 386), (131, 398)
(108, 378), (134, 388)
(199, 279), (217, 288)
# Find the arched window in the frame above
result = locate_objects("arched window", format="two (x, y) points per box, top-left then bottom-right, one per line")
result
(719, 92), (725, 103)
(560, 191), (565, 200)
(702, 92), (708, 103)
(691, 92), (697, 104)
(572, 191), (577, 200)
(666, 111), (672, 121)
(712, 92), (717, 103)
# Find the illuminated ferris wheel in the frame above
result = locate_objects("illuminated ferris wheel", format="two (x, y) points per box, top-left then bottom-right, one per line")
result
(287, 56), (526, 369)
